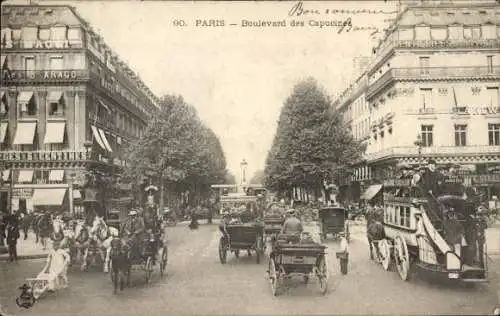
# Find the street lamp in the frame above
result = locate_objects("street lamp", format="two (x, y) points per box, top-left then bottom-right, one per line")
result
(240, 159), (248, 185)
(414, 134), (423, 168)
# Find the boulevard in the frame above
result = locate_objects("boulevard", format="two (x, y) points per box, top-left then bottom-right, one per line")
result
(1, 221), (498, 316)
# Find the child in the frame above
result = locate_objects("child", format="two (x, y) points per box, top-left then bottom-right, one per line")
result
(35, 240), (70, 297)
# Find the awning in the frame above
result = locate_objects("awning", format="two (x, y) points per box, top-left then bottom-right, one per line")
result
(47, 91), (63, 103)
(17, 91), (34, 104)
(18, 170), (34, 183)
(0, 122), (7, 143)
(98, 99), (110, 112)
(73, 190), (81, 200)
(91, 125), (107, 151)
(2, 169), (10, 182)
(32, 188), (67, 205)
(43, 122), (65, 144)
(13, 122), (37, 145)
(49, 170), (65, 182)
(98, 128), (113, 152)
(361, 184), (383, 200)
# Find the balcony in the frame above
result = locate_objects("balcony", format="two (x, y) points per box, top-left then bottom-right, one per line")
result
(395, 39), (500, 50)
(367, 66), (500, 99)
(364, 145), (500, 162)
(1, 69), (90, 84)
(0, 150), (97, 163)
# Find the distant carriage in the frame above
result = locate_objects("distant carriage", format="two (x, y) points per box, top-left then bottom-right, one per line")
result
(371, 176), (488, 283)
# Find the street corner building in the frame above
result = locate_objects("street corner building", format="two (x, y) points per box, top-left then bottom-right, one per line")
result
(332, 0), (500, 205)
(0, 4), (160, 218)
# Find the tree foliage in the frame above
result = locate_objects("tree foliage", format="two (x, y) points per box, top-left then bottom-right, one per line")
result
(264, 78), (366, 196)
(249, 169), (265, 184)
(122, 94), (228, 193)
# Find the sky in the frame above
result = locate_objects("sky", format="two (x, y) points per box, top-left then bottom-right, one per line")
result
(7, 0), (397, 183)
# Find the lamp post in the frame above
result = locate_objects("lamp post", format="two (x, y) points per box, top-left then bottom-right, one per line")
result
(240, 158), (248, 187)
(414, 134), (423, 168)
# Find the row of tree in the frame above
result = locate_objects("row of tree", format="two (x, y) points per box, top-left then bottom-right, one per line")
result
(264, 78), (366, 200)
(122, 95), (233, 208)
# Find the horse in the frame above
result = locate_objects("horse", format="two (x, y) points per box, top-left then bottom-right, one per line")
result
(71, 220), (90, 267)
(81, 216), (109, 271)
(35, 214), (52, 250)
(108, 233), (131, 294)
(50, 216), (65, 242)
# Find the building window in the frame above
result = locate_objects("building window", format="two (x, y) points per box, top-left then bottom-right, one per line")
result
(448, 25), (461, 40)
(454, 124), (467, 147)
(49, 56), (63, 70)
(489, 124), (500, 146)
(18, 94), (37, 117)
(51, 26), (67, 41)
(487, 56), (494, 74)
(48, 97), (65, 117)
(431, 27), (447, 40)
(482, 24), (496, 40)
(419, 57), (430, 75)
(421, 125), (433, 147)
(21, 26), (37, 48)
(1, 93), (8, 117)
(487, 87), (499, 107)
(415, 26), (430, 40)
(39, 27), (50, 40)
(24, 56), (35, 72)
(420, 88), (432, 109)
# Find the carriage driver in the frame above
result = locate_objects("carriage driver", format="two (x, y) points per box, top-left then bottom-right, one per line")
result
(278, 209), (303, 243)
(122, 210), (145, 260)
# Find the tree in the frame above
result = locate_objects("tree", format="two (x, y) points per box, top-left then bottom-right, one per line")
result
(249, 170), (265, 184)
(264, 77), (366, 199)
(123, 94), (228, 208)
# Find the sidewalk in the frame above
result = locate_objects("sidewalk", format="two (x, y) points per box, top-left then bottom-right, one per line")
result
(0, 232), (51, 262)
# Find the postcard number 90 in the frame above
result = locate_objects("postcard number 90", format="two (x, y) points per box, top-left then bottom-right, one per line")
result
(173, 20), (186, 27)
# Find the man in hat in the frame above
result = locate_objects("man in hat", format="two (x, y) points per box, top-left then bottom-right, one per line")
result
(419, 159), (444, 196)
(122, 209), (145, 260)
(279, 209), (303, 243)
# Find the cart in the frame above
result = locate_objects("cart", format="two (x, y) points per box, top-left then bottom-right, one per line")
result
(109, 231), (168, 290)
(267, 238), (328, 296)
(218, 221), (265, 264)
(318, 207), (350, 243)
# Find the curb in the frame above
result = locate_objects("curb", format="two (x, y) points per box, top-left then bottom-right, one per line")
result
(0, 253), (47, 262)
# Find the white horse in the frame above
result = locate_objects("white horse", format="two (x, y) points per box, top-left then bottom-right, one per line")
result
(81, 216), (109, 271)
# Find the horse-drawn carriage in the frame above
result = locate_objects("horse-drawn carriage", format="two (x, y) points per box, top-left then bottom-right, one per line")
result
(218, 220), (265, 264)
(106, 206), (168, 293)
(267, 233), (328, 296)
(263, 202), (285, 243)
(318, 207), (350, 243)
(370, 172), (488, 283)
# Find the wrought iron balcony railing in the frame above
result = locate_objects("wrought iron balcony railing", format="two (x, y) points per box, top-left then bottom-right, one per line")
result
(0, 150), (98, 162)
(367, 66), (500, 99)
(364, 145), (500, 161)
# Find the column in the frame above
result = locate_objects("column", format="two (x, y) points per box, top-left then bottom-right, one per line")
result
(74, 89), (86, 151)
(37, 90), (47, 151)
(7, 89), (18, 149)
(66, 90), (76, 150)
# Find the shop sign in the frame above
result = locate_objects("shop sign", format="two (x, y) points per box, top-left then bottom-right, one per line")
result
(12, 188), (34, 198)
(2, 69), (85, 81)
(26, 40), (72, 49)
(472, 174), (500, 184)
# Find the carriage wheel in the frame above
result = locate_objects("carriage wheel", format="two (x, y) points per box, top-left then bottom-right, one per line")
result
(268, 258), (280, 296)
(379, 239), (392, 271)
(159, 246), (168, 277)
(370, 242), (382, 264)
(145, 257), (153, 284)
(218, 237), (227, 264)
(316, 256), (328, 295)
(394, 236), (410, 281)
(256, 237), (263, 264)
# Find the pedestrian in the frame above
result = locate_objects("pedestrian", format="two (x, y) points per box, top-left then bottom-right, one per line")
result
(6, 215), (20, 262)
(0, 211), (6, 246)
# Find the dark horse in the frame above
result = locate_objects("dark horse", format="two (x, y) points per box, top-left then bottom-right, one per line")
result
(109, 236), (130, 294)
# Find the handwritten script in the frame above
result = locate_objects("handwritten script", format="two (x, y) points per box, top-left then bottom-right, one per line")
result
(288, 1), (398, 17)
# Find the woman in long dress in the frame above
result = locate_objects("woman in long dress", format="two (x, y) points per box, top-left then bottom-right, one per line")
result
(35, 240), (70, 297)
